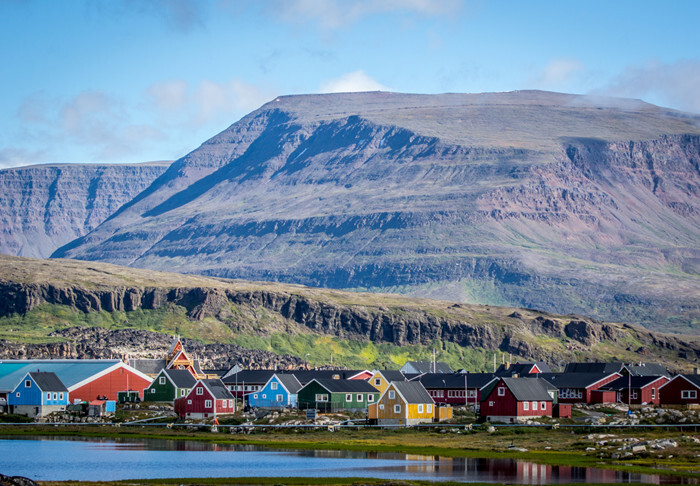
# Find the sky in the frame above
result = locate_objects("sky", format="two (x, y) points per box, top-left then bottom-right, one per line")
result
(1, 0), (699, 168)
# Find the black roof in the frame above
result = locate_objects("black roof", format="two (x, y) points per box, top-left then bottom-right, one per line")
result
(273, 374), (303, 394)
(667, 375), (700, 389)
(164, 369), (197, 388)
(626, 363), (670, 378)
(283, 370), (365, 384)
(28, 372), (67, 392)
(392, 381), (434, 404)
(222, 370), (277, 385)
(564, 362), (624, 374)
(488, 377), (554, 402)
(401, 361), (452, 374)
(129, 359), (167, 375)
(201, 379), (234, 399)
(496, 361), (553, 376)
(601, 375), (668, 391)
(310, 379), (378, 394)
(376, 370), (406, 382)
(538, 373), (619, 389)
(415, 372), (496, 389)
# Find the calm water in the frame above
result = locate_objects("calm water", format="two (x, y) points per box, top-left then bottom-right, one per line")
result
(0, 436), (694, 484)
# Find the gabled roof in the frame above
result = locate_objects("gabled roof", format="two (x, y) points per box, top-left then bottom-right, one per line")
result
(285, 370), (365, 384)
(538, 372), (620, 389)
(601, 375), (668, 391)
(270, 373), (303, 394)
(375, 370), (407, 383)
(659, 374), (700, 390)
(391, 381), (434, 404)
(163, 369), (197, 389)
(199, 379), (234, 400)
(167, 336), (182, 356)
(129, 359), (167, 375)
(495, 378), (554, 401)
(27, 372), (67, 392)
(415, 372), (496, 389)
(192, 360), (204, 376)
(221, 370), (277, 385)
(496, 361), (552, 376)
(401, 361), (452, 374)
(626, 363), (671, 378)
(564, 362), (624, 374)
(309, 379), (378, 394)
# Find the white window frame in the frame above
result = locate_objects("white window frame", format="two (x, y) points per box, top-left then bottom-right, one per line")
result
(16, 392), (20, 398)
(379, 404), (384, 410)
(346, 394), (352, 402)
(205, 399), (212, 408)
(394, 404), (401, 413)
(196, 387), (203, 395)
(316, 394), (329, 402)
(253, 394), (258, 399)
(489, 401), (494, 406)
(418, 404), (424, 414)
(427, 404), (433, 414)
(368, 394), (374, 402)
(388, 390), (395, 399)
(271, 382), (278, 390)
(357, 394), (363, 402)
(651, 388), (656, 399)
(276, 394), (283, 402)
(532, 401), (538, 411)
(46, 392), (51, 400)
(631, 390), (638, 399)
(498, 387), (505, 396)
(151, 388), (156, 394)
(187, 399), (192, 405)
(523, 401), (529, 411)
(374, 378), (381, 386)
(682, 390), (697, 399)
(25, 380), (31, 388)
(541, 401), (547, 409)
(262, 394), (267, 399)
(229, 399), (234, 408)
(59, 393), (63, 400)
(159, 376), (166, 385)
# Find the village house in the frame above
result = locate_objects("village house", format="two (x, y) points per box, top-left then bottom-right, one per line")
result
(658, 374), (700, 406)
(538, 372), (621, 404)
(248, 373), (302, 409)
(174, 378), (235, 419)
(480, 377), (555, 423)
(495, 361), (552, 377)
(142, 368), (197, 403)
(599, 375), (670, 406)
(222, 370), (276, 399)
(369, 381), (443, 425)
(7, 372), (69, 418)
(297, 379), (378, 412)
(369, 370), (407, 395)
(413, 372), (497, 406)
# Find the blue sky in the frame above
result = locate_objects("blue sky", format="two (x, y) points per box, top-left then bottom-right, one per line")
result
(1, 0), (699, 168)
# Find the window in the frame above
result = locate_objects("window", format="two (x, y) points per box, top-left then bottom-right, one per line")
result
(498, 387), (505, 396)
(205, 400), (212, 408)
(229, 400), (234, 408)
(388, 390), (395, 399)
(59, 393), (63, 400)
(25, 380), (31, 388)
(276, 394), (283, 402)
(253, 394), (258, 399)
(357, 394), (363, 402)
(181, 389), (187, 397)
(418, 404), (424, 414)
(532, 401), (538, 411)
(682, 390), (697, 399)
(187, 399), (192, 405)
(448, 390), (466, 398)
(46, 392), (51, 400)
(523, 401), (529, 411)
(346, 394), (352, 402)
(159, 376), (166, 385)
(368, 394), (375, 402)
(151, 388), (156, 394)
(262, 394), (267, 399)
(379, 404), (384, 410)
(541, 401), (547, 409)
(316, 394), (329, 402)
(651, 388), (656, 399)
(468, 390), (476, 398)
(631, 390), (638, 399)
(394, 404), (401, 413)
(271, 382), (278, 390)
(489, 401), (494, 407)
(196, 387), (203, 395)
(374, 378), (381, 386)
(427, 404), (433, 414)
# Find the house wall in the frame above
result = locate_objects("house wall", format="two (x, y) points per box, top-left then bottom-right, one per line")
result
(143, 373), (176, 402)
(297, 381), (328, 410)
(248, 378), (294, 408)
(369, 374), (390, 395)
(376, 385), (407, 425)
(660, 376), (700, 405)
(480, 382), (518, 419)
(71, 367), (151, 402)
(9, 377), (68, 408)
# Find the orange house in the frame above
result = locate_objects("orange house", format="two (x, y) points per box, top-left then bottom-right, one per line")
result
(369, 381), (436, 426)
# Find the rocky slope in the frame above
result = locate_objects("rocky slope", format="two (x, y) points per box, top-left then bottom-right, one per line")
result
(51, 91), (700, 332)
(0, 162), (170, 258)
(1, 255), (697, 371)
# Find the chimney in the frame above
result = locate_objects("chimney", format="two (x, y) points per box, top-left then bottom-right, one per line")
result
(694, 367), (698, 375)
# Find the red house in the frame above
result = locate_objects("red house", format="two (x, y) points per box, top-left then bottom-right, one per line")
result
(480, 377), (554, 423)
(600, 375), (669, 405)
(415, 373), (497, 406)
(70, 362), (152, 402)
(658, 375), (700, 406)
(538, 373), (621, 404)
(175, 379), (235, 419)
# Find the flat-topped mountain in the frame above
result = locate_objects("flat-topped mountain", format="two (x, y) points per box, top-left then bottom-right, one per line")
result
(0, 162), (171, 258)
(51, 91), (700, 333)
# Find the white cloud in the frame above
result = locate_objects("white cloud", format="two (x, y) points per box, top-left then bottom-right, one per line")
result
(267, 0), (463, 29)
(594, 59), (700, 114)
(530, 58), (585, 90)
(0, 147), (50, 169)
(320, 71), (390, 93)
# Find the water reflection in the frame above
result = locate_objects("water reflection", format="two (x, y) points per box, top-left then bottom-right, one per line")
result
(0, 436), (694, 484)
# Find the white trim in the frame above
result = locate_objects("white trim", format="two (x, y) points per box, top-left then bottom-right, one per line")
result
(659, 374), (700, 392)
(586, 372), (623, 389)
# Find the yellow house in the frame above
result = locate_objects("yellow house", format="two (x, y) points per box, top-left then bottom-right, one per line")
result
(369, 370), (407, 395)
(370, 381), (436, 426)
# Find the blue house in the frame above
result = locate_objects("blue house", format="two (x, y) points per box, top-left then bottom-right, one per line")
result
(247, 373), (302, 409)
(8, 372), (69, 418)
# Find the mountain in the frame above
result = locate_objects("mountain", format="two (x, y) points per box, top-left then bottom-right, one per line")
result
(0, 162), (171, 258)
(51, 91), (700, 333)
(0, 255), (697, 371)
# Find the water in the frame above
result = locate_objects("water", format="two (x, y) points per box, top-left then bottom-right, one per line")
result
(0, 436), (693, 484)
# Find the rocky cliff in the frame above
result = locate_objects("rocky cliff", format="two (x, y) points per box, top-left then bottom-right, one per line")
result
(0, 162), (170, 258)
(49, 91), (700, 333)
(1, 255), (697, 370)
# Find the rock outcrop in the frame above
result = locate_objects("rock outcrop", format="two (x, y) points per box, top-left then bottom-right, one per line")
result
(0, 162), (170, 258)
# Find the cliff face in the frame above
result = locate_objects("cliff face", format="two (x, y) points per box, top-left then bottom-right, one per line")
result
(49, 91), (700, 332)
(0, 162), (170, 258)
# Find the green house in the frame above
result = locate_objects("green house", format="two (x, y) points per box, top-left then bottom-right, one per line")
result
(297, 379), (379, 412)
(143, 369), (197, 403)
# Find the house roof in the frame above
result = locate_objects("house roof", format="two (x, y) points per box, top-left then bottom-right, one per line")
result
(601, 375), (668, 391)
(660, 374), (700, 390)
(164, 369), (197, 388)
(391, 381), (434, 404)
(415, 372), (496, 389)
(496, 361), (552, 376)
(28, 372), (68, 392)
(538, 373), (619, 389)
(128, 359), (167, 375)
(221, 370), (277, 385)
(0, 360), (128, 393)
(401, 361), (452, 374)
(200, 379), (234, 399)
(376, 370), (407, 382)
(564, 362), (624, 374)
(311, 379), (378, 394)
(272, 374), (303, 394)
(284, 370), (365, 384)
(498, 378), (554, 401)
(626, 363), (670, 378)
